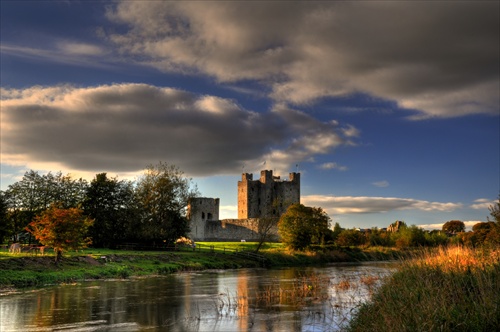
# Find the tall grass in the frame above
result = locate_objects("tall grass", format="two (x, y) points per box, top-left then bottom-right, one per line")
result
(348, 246), (500, 331)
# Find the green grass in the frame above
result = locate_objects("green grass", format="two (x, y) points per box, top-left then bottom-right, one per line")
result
(195, 241), (285, 253)
(347, 246), (500, 332)
(0, 246), (264, 289)
(0, 242), (404, 291)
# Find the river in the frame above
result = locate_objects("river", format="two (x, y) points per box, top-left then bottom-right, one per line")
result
(0, 262), (396, 332)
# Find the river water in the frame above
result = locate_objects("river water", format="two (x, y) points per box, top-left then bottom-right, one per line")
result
(0, 262), (396, 332)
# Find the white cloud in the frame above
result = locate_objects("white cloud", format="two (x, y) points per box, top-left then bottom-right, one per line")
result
(372, 181), (389, 188)
(104, 1), (499, 119)
(1, 83), (356, 177)
(1, 43), (110, 69)
(57, 41), (105, 56)
(318, 162), (348, 171)
(470, 198), (496, 210)
(302, 195), (463, 215)
(418, 221), (481, 232)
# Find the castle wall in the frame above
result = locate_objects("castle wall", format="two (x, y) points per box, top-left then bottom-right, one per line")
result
(188, 170), (299, 242)
(187, 197), (219, 240)
(202, 218), (279, 242)
(238, 170), (300, 219)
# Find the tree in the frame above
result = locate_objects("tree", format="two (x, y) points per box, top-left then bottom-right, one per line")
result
(278, 204), (331, 251)
(254, 216), (279, 253)
(5, 170), (88, 243)
(335, 229), (367, 247)
(83, 173), (138, 248)
(135, 162), (199, 244)
(27, 204), (94, 262)
(487, 196), (500, 224)
(0, 191), (10, 244)
(394, 225), (427, 248)
(442, 220), (465, 234)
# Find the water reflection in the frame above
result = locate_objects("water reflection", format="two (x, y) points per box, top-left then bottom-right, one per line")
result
(0, 262), (396, 331)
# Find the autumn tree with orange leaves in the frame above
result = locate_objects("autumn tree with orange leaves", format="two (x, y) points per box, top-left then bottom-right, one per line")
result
(27, 204), (94, 262)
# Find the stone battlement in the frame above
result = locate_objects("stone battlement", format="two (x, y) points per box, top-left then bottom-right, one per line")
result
(187, 170), (300, 241)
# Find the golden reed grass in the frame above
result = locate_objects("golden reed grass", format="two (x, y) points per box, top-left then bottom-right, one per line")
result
(348, 245), (500, 332)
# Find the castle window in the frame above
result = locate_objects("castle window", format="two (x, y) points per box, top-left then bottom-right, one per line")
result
(207, 213), (213, 220)
(202, 212), (205, 219)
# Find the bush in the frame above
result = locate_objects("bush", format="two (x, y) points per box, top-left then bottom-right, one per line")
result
(335, 229), (367, 247)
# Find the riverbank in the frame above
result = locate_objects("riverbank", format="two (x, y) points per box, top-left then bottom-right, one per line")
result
(0, 243), (404, 290)
(347, 246), (500, 331)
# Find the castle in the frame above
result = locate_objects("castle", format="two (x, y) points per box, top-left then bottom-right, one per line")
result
(188, 170), (300, 241)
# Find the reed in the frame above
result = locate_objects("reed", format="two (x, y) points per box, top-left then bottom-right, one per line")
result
(348, 245), (500, 332)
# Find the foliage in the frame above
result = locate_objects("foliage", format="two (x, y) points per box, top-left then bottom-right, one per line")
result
(348, 246), (500, 332)
(135, 162), (199, 244)
(255, 216), (280, 252)
(393, 225), (427, 248)
(26, 204), (94, 262)
(488, 195), (500, 223)
(83, 173), (138, 248)
(175, 236), (194, 246)
(4, 171), (88, 242)
(324, 222), (343, 244)
(442, 219), (465, 233)
(368, 228), (394, 247)
(335, 229), (367, 247)
(0, 191), (11, 244)
(278, 204), (331, 250)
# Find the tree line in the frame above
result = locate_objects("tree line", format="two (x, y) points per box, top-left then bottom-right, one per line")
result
(277, 200), (500, 251)
(0, 162), (199, 248)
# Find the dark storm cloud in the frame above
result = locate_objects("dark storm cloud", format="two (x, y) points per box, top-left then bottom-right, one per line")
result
(1, 84), (353, 176)
(105, 1), (499, 118)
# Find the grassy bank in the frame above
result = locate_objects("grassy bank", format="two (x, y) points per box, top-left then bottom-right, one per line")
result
(0, 242), (402, 290)
(347, 246), (500, 331)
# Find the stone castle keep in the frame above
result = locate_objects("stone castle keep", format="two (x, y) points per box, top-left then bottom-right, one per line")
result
(188, 170), (300, 241)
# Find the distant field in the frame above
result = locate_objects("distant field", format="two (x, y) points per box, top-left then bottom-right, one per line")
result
(0, 241), (286, 260)
(196, 241), (285, 252)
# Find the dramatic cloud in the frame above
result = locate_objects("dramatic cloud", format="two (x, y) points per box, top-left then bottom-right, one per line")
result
(0, 83), (355, 176)
(105, 1), (499, 118)
(302, 195), (463, 215)
(470, 198), (496, 210)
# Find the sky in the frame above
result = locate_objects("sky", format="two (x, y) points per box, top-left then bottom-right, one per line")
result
(1, 1), (499, 231)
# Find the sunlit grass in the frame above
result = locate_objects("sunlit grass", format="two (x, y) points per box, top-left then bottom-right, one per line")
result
(348, 245), (500, 332)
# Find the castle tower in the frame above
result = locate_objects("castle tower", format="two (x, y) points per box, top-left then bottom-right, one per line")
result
(187, 197), (220, 240)
(238, 170), (300, 219)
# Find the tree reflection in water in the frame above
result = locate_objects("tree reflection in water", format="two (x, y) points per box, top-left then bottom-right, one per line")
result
(0, 263), (396, 332)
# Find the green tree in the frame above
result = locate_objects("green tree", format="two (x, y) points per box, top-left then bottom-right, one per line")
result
(278, 204), (331, 251)
(335, 229), (367, 247)
(26, 204), (94, 262)
(83, 173), (138, 248)
(5, 170), (88, 242)
(135, 162), (199, 244)
(442, 220), (465, 234)
(0, 191), (11, 244)
(331, 222), (343, 242)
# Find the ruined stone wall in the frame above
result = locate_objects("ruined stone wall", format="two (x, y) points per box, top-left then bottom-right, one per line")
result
(187, 197), (219, 240)
(202, 218), (279, 242)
